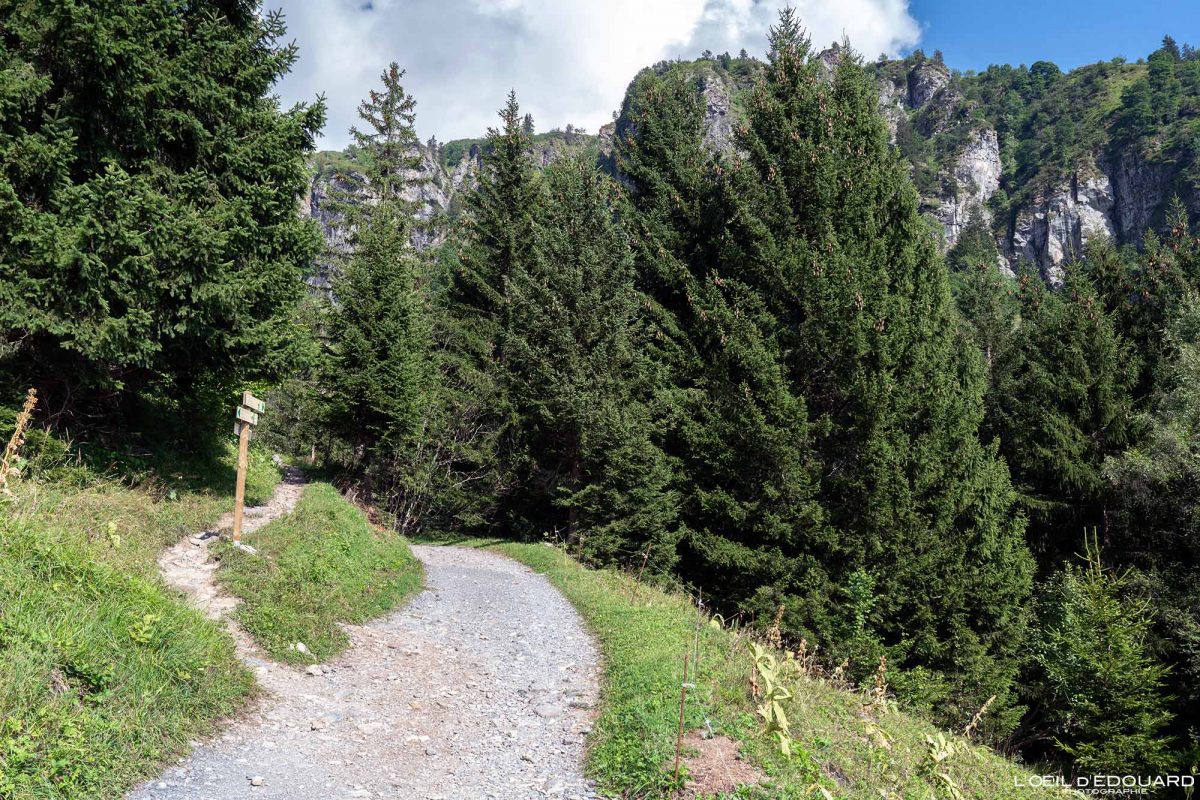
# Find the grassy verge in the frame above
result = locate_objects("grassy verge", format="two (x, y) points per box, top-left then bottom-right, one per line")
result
(214, 482), (423, 664)
(470, 541), (1059, 800)
(0, 433), (281, 799)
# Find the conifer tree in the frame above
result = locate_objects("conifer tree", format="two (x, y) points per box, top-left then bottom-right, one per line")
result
(1083, 233), (1185, 398)
(618, 9), (1033, 727)
(503, 157), (679, 567)
(0, 2), (323, 420)
(440, 92), (541, 526)
(615, 64), (826, 597)
(738, 13), (1032, 724)
(451, 91), (539, 324)
(991, 265), (1136, 558)
(323, 64), (431, 494)
(1032, 537), (1176, 776)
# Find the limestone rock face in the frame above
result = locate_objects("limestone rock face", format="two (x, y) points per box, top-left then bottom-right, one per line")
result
(1110, 149), (1174, 244)
(876, 75), (907, 139)
(1004, 169), (1116, 283)
(907, 61), (950, 109)
(931, 128), (1002, 247)
(302, 130), (599, 288)
(302, 141), (478, 288)
(699, 73), (734, 153)
(304, 53), (1194, 292)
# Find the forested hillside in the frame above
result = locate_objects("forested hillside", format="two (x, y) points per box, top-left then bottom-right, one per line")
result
(3, 1), (1199, 795)
(282, 22), (1200, 783)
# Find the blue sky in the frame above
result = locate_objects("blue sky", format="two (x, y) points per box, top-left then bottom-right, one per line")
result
(908, 0), (1197, 73)
(274, 0), (1197, 149)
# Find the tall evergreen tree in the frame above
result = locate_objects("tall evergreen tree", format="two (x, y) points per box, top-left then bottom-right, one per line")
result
(323, 64), (431, 498)
(0, 1), (323, 420)
(440, 92), (541, 527)
(738, 15), (1032, 726)
(991, 265), (1136, 558)
(451, 91), (539, 325)
(615, 63), (826, 599)
(618, 10), (1033, 730)
(503, 157), (679, 567)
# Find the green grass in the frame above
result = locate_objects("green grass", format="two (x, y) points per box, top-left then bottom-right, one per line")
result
(215, 483), (423, 664)
(465, 540), (1060, 800)
(0, 436), (281, 799)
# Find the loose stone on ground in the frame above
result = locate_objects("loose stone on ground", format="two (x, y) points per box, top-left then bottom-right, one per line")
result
(129, 545), (601, 800)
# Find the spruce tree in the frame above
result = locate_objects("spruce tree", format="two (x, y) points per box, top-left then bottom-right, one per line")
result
(733, 14), (1032, 726)
(440, 92), (541, 527)
(1083, 234), (1184, 399)
(0, 2), (323, 420)
(323, 64), (431, 497)
(991, 264), (1136, 559)
(451, 91), (539, 325)
(615, 64), (827, 599)
(502, 157), (679, 567)
(1032, 537), (1176, 776)
(618, 10), (1033, 728)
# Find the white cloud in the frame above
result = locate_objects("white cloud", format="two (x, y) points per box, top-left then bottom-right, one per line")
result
(270, 0), (922, 149)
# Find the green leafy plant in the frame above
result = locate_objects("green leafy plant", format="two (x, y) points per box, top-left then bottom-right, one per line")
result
(127, 613), (162, 646)
(923, 733), (965, 800)
(749, 642), (794, 756)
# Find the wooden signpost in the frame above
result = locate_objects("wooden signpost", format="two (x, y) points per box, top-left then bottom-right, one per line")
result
(232, 391), (267, 543)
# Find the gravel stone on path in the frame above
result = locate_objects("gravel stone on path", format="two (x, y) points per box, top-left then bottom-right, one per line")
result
(128, 545), (601, 800)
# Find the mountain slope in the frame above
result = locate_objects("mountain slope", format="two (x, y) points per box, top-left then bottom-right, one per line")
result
(302, 39), (1199, 288)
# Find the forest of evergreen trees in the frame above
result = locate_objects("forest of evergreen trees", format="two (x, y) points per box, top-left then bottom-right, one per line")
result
(3, 1), (1198, 786)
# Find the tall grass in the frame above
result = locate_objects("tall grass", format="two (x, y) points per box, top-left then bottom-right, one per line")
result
(215, 482), (423, 663)
(0, 417), (281, 798)
(476, 541), (1062, 800)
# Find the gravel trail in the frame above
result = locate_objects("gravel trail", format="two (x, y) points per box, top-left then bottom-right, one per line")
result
(130, 545), (601, 800)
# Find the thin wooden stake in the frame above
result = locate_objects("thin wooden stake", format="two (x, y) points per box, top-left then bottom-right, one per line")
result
(232, 420), (250, 543)
(673, 653), (690, 787)
(633, 547), (650, 600)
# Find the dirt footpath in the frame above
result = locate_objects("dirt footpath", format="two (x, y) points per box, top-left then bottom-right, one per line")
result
(130, 544), (601, 800)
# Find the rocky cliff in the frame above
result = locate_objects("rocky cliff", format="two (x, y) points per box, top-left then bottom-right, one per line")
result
(303, 128), (597, 286)
(304, 46), (1198, 287)
(871, 51), (1198, 281)
(667, 51), (1195, 283)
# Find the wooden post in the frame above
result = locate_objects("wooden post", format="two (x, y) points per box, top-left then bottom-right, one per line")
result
(232, 392), (266, 544)
(673, 653), (690, 786)
(232, 419), (251, 543)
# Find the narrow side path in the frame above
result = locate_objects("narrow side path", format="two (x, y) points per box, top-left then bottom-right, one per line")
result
(130, 545), (601, 800)
(156, 466), (306, 654)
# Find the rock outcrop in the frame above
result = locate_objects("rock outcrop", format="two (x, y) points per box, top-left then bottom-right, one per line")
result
(1110, 148), (1174, 244)
(304, 53), (1192, 290)
(869, 58), (1174, 282)
(1003, 168), (1116, 283)
(931, 128), (1002, 247)
(907, 61), (950, 109)
(302, 141), (479, 288)
(699, 73), (734, 153)
(302, 130), (598, 287)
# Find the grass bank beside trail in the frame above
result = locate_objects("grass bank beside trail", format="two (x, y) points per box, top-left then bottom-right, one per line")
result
(215, 482), (422, 664)
(0, 431), (281, 800)
(474, 541), (1059, 800)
